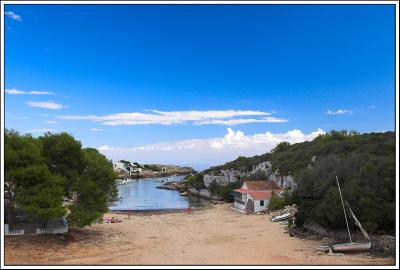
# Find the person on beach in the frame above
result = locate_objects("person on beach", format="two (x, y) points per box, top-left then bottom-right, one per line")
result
(187, 207), (192, 214)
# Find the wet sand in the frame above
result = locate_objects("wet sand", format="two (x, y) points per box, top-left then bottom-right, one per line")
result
(5, 204), (395, 265)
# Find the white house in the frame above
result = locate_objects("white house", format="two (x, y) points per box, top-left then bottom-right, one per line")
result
(113, 161), (143, 176)
(231, 181), (283, 213)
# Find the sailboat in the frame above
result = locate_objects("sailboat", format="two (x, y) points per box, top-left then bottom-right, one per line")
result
(331, 175), (372, 252)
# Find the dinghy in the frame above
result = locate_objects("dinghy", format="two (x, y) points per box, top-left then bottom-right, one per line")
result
(271, 212), (294, 222)
(330, 175), (372, 253)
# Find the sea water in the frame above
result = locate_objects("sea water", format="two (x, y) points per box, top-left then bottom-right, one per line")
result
(109, 175), (207, 211)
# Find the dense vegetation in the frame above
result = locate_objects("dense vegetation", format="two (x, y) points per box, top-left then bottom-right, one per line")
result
(204, 153), (271, 174)
(5, 129), (118, 228)
(202, 130), (395, 233)
(143, 164), (162, 171)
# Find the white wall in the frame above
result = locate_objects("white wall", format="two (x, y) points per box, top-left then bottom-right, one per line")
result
(253, 199), (268, 213)
(234, 201), (246, 211)
(114, 161), (126, 170)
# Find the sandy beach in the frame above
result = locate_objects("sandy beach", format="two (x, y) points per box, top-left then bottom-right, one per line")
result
(5, 204), (395, 266)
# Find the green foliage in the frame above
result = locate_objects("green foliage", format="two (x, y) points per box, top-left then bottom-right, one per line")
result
(5, 130), (65, 225)
(268, 191), (286, 210)
(208, 180), (240, 202)
(204, 153), (271, 174)
(40, 132), (84, 196)
(143, 164), (161, 171)
(5, 129), (118, 228)
(67, 176), (108, 228)
(83, 148), (118, 203)
(185, 173), (205, 190)
(14, 164), (66, 224)
(246, 171), (268, 181)
(186, 174), (205, 190)
(201, 130), (395, 233)
(287, 131), (395, 232)
(271, 142), (291, 153)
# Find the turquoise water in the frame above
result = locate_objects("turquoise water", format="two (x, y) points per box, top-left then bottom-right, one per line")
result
(109, 175), (207, 211)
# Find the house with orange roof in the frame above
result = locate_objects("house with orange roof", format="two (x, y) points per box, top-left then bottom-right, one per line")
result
(231, 181), (284, 213)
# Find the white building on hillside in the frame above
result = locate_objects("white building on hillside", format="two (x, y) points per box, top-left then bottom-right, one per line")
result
(231, 181), (283, 213)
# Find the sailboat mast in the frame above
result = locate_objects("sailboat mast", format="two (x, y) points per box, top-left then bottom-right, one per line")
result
(336, 175), (352, 243)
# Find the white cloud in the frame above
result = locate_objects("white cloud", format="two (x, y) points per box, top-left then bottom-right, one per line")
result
(45, 120), (60, 125)
(26, 101), (67, 110)
(326, 109), (353, 115)
(90, 128), (104, 131)
(98, 145), (114, 151)
(209, 128), (325, 149)
(97, 128), (324, 166)
(6, 88), (54, 95)
(5, 11), (22, 21)
(194, 117), (288, 126)
(59, 109), (286, 126)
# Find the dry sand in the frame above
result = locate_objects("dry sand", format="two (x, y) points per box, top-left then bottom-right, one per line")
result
(5, 204), (395, 266)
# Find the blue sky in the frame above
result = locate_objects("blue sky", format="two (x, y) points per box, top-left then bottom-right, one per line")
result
(4, 4), (395, 169)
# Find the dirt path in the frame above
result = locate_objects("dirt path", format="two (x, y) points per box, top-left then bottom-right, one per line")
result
(5, 204), (395, 265)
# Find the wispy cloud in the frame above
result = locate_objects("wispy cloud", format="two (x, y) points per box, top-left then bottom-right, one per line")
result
(194, 117), (288, 126)
(90, 128), (104, 131)
(59, 109), (287, 126)
(6, 88), (54, 95)
(326, 109), (353, 115)
(45, 120), (61, 125)
(26, 101), (67, 110)
(5, 11), (22, 22)
(5, 113), (29, 120)
(97, 128), (324, 165)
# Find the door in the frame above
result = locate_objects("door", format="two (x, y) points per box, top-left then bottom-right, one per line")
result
(245, 198), (254, 213)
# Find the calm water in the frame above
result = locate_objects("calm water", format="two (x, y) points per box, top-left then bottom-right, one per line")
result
(109, 175), (207, 211)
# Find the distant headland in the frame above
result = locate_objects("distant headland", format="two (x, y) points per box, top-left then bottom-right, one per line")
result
(113, 160), (195, 179)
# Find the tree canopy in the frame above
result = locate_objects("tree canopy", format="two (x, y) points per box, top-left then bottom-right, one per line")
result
(5, 129), (118, 228)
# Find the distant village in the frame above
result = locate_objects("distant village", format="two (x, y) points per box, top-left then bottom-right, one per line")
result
(113, 160), (194, 179)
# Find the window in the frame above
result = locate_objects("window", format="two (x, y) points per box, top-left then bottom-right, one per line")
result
(260, 200), (264, 206)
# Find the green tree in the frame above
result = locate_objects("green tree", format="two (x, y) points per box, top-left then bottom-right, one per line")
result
(14, 164), (66, 225)
(5, 130), (65, 225)
(268, 191), (286, 211)
(40, 132), (84, 197)
(6, 130), (119, 228)
(67, 176), (107, 228)
(68, 148), (118, 228)
(82, 148), (118, 203)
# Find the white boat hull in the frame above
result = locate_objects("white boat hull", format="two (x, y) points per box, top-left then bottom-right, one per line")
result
(271, 212), (294, 222)
(332, 241), (371, 252)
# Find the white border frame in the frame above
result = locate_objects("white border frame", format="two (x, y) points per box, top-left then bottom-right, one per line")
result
(1, 1), (399, 269)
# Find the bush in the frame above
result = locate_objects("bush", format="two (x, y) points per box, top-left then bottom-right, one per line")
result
(268, 191), (286, 210)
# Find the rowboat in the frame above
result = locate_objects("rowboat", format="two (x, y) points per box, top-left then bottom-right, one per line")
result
(332, 241), (372, 252)
(271, 212), (294, 222)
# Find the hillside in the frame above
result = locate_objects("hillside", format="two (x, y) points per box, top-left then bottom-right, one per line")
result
(203, 130), (396, 233)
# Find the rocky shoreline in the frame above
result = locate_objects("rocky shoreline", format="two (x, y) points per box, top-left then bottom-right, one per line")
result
(156, 180), (188, 191)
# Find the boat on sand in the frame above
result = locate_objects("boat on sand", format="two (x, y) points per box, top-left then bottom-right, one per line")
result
(271, 212), (294, 222)
(324, 175), (372, 253)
